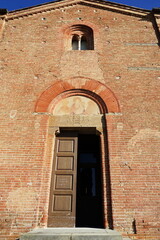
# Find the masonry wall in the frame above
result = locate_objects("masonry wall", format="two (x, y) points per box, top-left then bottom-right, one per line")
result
(0, 3), (160, 240)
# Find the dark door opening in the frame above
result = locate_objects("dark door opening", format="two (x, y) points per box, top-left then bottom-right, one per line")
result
(76, 134), (104, 228)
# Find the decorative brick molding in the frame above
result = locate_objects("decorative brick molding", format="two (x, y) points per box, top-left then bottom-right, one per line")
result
(35, 79), (120, 114)
(3, 0), (150, 21)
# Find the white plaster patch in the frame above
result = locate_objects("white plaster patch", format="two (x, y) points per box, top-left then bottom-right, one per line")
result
(127, 128), (160, 149)
(115, 76), (121, 80)
(27, 181), (33, 186)
(7, 187), (37, 213)
(117, 122), (123, 131)
(34, 122), (40, 129)
(10, 110), (17, 119)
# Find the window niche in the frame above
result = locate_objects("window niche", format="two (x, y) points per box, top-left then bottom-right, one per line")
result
(65, 25), (94, 50)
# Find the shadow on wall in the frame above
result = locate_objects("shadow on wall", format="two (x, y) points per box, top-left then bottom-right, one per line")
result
(102, 115), (113, 229)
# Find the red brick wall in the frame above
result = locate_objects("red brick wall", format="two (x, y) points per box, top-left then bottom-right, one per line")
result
(0, 3), (160, 239)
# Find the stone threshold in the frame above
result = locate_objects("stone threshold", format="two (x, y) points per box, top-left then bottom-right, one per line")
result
(20, 228), (123, 240)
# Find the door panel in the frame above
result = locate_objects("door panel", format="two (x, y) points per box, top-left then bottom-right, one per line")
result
(55, 175), (73, 190)
(57, 156), (74, 170)
(54, 195), (72, 211)
(58, 139), (75, 152)
(48, 137), (78, 227)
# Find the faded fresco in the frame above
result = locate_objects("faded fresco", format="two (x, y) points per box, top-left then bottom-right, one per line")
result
(53, 96), (100, 115)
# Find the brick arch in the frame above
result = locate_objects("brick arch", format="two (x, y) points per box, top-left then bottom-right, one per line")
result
(35, 80), (120, 113)
(61, 21), (99, 35)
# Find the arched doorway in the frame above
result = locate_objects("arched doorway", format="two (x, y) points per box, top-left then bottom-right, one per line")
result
(35, 80), (120, 228)
(47, 95), (105, 228)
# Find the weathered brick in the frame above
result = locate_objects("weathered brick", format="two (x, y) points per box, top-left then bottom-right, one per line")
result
(0, 1), (160, 240)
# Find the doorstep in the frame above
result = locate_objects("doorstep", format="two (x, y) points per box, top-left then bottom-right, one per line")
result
(20, 228), (123, 240)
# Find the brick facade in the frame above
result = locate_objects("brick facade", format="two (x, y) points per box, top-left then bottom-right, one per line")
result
(0, 0), (160, 239)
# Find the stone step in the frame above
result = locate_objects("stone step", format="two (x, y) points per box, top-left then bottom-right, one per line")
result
(20, 228), (123, 240)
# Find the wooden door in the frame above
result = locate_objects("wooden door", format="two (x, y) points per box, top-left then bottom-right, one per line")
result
(48, 136), (78, 227)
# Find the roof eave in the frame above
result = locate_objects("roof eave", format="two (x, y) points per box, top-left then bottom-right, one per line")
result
(3, 0), (151, 20)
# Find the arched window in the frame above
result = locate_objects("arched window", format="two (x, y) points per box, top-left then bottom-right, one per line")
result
(72, 35), (88, 50)
(65, 25), (94, 50)
(81, 36), (87, 50)
(72, 35), (79, 50)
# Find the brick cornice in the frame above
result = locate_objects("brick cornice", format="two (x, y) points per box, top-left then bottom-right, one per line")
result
(2, 0), (151, 21)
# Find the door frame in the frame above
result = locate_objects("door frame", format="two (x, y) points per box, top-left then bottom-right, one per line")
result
(46, 115), (112, 229)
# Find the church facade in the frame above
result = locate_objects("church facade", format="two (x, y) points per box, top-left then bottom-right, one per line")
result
(0, 0), (160, 239)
